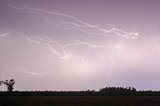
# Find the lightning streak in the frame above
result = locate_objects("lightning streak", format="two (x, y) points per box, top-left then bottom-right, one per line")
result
(1, 5), (139, 78)
(7, 67), (48, 77)
(0, 31), (11, 37)
(13, 6), (138, 38)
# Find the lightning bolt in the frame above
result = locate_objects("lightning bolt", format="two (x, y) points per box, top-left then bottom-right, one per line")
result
(13, 6), (138, 38)
(7, 67), (48, 77)
(0, 31), (11, 37)
(1, 5), (139, 78)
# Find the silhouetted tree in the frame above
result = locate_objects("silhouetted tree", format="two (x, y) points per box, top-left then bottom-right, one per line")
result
(99, 86), (137, 95)
(0, 79), (15, 92)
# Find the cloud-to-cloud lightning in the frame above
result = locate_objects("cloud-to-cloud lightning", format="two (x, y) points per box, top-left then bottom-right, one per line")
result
(1, 5), (138, 78)
(7, 67), (48, 77)
(0, 31), (11, 37)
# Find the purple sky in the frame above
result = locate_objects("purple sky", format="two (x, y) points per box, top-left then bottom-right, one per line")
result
(0, 0), (160, 91)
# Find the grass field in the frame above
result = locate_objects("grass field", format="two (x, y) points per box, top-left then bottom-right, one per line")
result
(0, 92), (160, 106)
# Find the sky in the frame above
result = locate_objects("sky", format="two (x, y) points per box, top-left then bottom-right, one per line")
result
(0, 0), (160, 91)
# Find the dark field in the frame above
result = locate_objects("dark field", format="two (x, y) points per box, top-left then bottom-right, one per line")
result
(0, 92), (160, 106)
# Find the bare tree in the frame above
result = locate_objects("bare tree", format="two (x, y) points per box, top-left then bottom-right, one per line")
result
(0, 79), (15, 92)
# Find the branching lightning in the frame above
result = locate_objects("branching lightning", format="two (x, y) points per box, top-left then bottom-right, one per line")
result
(1, 5), (139, 78)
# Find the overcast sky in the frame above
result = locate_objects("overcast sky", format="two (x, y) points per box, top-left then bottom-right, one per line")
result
(0, 0), (160, 91)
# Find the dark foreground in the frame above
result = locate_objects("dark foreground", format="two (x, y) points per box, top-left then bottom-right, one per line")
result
(0, 92), (160, 106)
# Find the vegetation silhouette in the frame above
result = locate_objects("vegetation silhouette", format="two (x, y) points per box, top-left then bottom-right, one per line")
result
(1, 85), (160, 106)
(99, 86), (137, 95)
(0, 79), (15, 92)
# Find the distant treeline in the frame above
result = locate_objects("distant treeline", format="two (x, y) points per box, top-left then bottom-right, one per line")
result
(98, 86), (160, 96)
(0, 87), (160, 96)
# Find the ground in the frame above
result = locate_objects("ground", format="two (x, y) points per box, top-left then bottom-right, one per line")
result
(0, 92), (160, 106)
